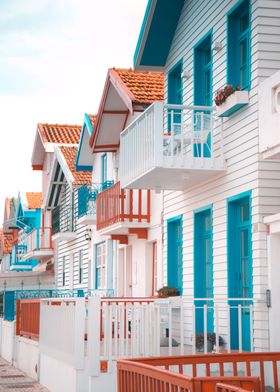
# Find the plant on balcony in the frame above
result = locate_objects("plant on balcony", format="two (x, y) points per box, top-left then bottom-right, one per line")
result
(157, 286), (179, 298)
(196, 332), (225, 352)
(214, 84), (241, 106)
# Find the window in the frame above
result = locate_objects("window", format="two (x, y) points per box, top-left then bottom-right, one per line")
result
(62, 256), (66, 286)
(194, 32), (212, 106)
(228, 0), (250, 90)
(96, 242), (106, 289)
(101, 153), (107, 185)
(78, 250), (83, 284)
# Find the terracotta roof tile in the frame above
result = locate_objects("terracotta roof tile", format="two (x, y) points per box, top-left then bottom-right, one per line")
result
(87, 115), (96, 129)
(26, 192), (42, 209)
(112, 68), (164, 105)
(38, 124), (82, 144)
(59, 146), (92, 185)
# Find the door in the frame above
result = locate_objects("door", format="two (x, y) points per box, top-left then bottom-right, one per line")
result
(194, 208), (213, 333)
(167, 61), (183, 134)
(118, 248), (125, 297)
(194, 32), (212, 157)
(167, 216), (183, 294)
(125, 246), (132, 297)
(228, 194), (252, 351)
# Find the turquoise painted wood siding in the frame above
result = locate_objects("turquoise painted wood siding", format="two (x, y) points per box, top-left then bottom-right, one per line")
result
(162, 0), (280, 351)
(167, 216), (183, 294)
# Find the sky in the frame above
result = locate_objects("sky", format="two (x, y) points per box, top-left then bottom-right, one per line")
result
(0, 0), (147, 219)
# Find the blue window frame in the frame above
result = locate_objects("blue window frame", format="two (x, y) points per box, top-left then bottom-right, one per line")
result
(167, 60), (183, 133)
(101, 153), (107, 185)
(167, 215), (183, 294)
(194, 206), (213, 333)
(227, 0), (251, 90)
(227, 191), (252, 351)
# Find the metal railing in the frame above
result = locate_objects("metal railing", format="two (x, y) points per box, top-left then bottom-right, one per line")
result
(120, 101), (225, 188)
(77, 181), (114, 219)
(96, 181), (151, 230)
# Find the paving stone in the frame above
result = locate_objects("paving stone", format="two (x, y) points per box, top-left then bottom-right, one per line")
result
(0, 357), (49, 391)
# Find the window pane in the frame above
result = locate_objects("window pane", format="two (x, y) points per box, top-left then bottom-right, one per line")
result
(240, 202), (249, 222)
(240, 11), (249, 33)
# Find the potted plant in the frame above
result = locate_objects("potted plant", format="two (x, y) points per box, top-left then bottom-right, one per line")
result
(196, 332), (225, 352)
(157, 286), (179, 298)
(214, 84), (249, 117)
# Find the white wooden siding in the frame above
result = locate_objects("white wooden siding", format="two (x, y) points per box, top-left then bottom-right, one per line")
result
(161, 0), (280, 351)
(56, 184), (90, 290)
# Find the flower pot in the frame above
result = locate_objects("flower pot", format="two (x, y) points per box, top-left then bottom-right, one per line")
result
(216, 91), (249, 117)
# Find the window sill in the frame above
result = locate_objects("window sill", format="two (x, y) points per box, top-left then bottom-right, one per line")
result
(216, 91), (249, 117)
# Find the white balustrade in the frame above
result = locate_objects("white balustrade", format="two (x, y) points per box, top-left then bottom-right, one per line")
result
(120, 102), (225, 189)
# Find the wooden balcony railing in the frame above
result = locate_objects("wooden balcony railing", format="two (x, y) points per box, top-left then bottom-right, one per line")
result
(96, 181), (150, 231)
(118, 352), (280, 392)
(16, 298), (40, 340)
(26, 227), (53, 253)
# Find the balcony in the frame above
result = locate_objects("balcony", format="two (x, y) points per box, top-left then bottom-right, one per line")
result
(23, 227), (53, 261)
(96, 181), (150, 238)
(77, 181), (114, 226)
(259, 70), (280, 160)
(52, 206), (76, 242)
(120, 102), (226, 191)
(10, 245), (34, 271)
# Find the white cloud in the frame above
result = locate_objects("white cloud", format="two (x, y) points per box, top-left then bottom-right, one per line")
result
(0, 0), (147, 219)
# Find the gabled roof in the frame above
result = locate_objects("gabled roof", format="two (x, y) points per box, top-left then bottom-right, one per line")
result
(58, 146), (92, 185)
(134, 0), (184, 70)
(25, 192), (42, 209)
(89, 68), (164, 153)
(76, 114), (96, 171)
(111, 68), (164, 106)
(37, 124), (81, 144)
(32, 123), (82, 170)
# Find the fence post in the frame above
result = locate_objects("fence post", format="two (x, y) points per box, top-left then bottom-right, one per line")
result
(74, 298), (85, 370)
(88, 296), (101, 377)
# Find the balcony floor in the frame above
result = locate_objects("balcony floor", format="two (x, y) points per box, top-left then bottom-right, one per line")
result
(23, 249), (54, 261)
(98, 221), (150, 236)
(124, 164), (225, 191)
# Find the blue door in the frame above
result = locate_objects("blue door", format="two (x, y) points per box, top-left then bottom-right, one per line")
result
(194, 32), (212, 157)
(228, 193), (252, 351)
(167, 61), (183, 134)
(167, 216), (183, 294)
(194, 208), (213, 333)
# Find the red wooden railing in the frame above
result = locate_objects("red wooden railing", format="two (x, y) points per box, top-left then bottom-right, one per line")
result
(117, 360), (261, 392)
(16, 299), (40, 340)
(117, 352), (280, 392)
(96, 182), (151, 230)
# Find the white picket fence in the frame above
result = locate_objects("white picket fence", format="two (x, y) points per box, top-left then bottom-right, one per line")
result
(38, 296), (266, 377)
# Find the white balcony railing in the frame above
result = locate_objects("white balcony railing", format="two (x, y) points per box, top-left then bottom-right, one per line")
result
(23, 227), (53, 260)
(120, 102), (226, 190)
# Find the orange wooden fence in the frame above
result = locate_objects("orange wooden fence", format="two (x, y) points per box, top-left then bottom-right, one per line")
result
(118, 352), (280, 392)
(117, 360), (261, 392)
(96, 181), (151, 230)
(16, 298), (40, 340)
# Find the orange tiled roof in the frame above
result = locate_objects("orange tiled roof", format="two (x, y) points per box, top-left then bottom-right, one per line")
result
(3, 232), (14, 254)
(111, 68), (164, 105)
(59, 146), (92, 185)
(38, 124), (82, 145)
(87, 115), (96, 129)
(26, 192), (42, 209)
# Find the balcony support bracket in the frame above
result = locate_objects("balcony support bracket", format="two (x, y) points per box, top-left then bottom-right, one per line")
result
(111, 235), (128, 245)
(128, 228), (148, 240)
